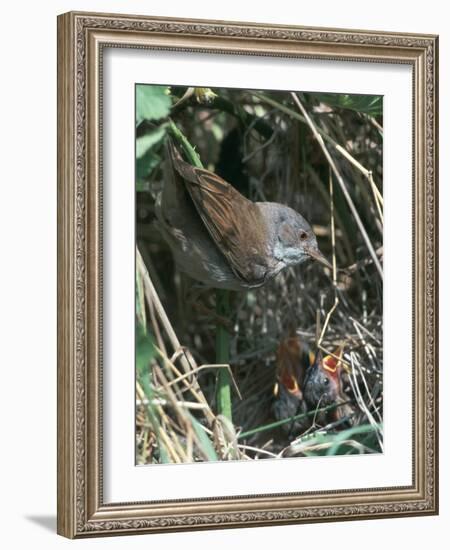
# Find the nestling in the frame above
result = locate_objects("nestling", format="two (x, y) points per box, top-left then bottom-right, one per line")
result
(273, 336), (310, 436)
(155, 139), (332, 290)
(303, 349), (354, 426)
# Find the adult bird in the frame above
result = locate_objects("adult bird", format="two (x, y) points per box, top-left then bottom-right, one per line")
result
(155, 139), (332, 291)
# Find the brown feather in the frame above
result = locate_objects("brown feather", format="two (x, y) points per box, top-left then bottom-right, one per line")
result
(168, 142), (270, 286)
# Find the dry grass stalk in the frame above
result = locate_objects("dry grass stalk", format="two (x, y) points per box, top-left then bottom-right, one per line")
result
(290, 92), (383, 278)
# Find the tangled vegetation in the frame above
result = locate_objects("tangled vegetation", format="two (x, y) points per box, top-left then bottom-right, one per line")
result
(135, 85), (383, 464)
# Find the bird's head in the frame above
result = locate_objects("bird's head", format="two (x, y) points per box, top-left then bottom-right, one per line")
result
(304, 349), (343, 407)
(273, 206), (332, 270)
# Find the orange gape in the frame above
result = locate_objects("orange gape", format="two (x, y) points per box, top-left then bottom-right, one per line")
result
(323, 353), (339, 373)
(274, 339), (354, 432)
(303, 348), (353, 424)
(321, 351), (343, 393)
(275, 336), (307, 398)
(273, 335), (310, 436)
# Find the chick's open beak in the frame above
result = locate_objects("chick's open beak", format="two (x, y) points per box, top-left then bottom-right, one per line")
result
(306, 247), (333, 270)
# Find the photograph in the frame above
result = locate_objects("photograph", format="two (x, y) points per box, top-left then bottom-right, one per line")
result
(135, 84), (384, 465)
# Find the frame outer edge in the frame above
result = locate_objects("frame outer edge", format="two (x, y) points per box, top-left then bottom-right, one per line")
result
(56, 10), (439, 538)
(430, 35), (439, 515)
(435, 35), (439, 515)
(57, 12), (77, 539)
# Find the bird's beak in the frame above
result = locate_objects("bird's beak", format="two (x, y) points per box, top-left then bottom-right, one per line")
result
(306, 247), (333, 270)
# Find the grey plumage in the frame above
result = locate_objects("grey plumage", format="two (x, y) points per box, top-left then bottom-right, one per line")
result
(155, 140), (331, 290)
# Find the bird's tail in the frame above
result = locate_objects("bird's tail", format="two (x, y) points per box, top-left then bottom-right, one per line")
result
(165, 134), (206, 186)
(157, 136), (188, 225)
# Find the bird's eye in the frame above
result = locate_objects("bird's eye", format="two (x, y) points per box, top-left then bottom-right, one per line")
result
(300, 231), (308, 241)
(322, 377), (329, 385)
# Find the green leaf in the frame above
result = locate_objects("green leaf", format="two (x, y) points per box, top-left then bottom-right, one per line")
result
(313, 93), (383, 116)
(136, 150), (161, 182)
(189, 415), (219, 461)
(136, 126), (167, 182)
(136, 85), (171, 124)
(136, 127), (167, 159)
(136, 324), (156, 379)
(136, 271), (146, 331)
(325, 423), (382, 456)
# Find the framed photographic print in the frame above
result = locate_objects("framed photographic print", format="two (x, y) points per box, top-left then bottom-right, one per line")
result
(57, 11), (439, 538)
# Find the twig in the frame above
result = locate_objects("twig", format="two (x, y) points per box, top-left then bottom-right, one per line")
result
(349, 346), (383, 426)
(317, 169), (339, 347)
(290, 92), (383, 279)
(137, 247), (215, 423)
(153, 346), (217, 418)
(333, 142), (383, 225)
(345, 246), (383, 274)
(154, 364), (216, 462)
(163, 361), (242, 401)
(255, 91), (383, 220)
(237, 444), (278, 458)
(349, 316), (382, 345)
(348, 353), (384, 451)
(137, 398), (210, 410)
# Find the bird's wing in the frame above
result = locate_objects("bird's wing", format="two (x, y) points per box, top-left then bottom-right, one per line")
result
(168, 142), (269, 285)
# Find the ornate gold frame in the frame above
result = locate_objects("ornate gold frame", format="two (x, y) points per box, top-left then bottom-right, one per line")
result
(57, 11), (439, 538)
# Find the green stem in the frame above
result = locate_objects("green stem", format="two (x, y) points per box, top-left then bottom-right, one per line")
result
(215, 289), (232, 421)
(167, 119), (233, 421)
(167, 118), (203, 168)
(238, 401), (353, 440)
